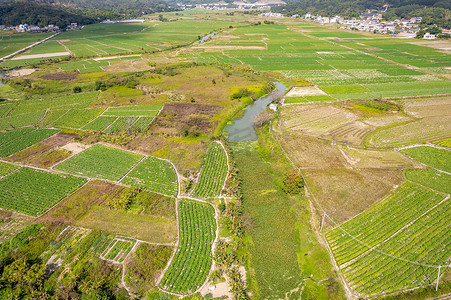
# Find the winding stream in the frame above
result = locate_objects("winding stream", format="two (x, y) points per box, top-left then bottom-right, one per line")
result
(225, 82), (287, 142)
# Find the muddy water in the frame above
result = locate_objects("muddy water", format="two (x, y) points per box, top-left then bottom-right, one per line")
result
(225, 82), (287, 142)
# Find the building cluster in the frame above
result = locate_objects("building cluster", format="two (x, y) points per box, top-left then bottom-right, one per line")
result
(301, 13), (447, 39)
(0, 22), (85, 33)
(178, 0), (286, 11)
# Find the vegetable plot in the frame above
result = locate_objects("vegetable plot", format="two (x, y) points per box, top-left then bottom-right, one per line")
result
(159, 199), (216, 294)
(54, 144), (143, 181)
(191, 142), (228, 199)
(122, 156), (178, 197)
(326, 182), (450, 296)
(0, 167), (86, 216)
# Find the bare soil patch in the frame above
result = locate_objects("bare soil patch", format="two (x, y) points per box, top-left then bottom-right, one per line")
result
(6, 68), (36, 77)
(322, 121), (373, 146)
(12, 52), (70, 60)
(285, 86), (326, 97)
(152, 102), (219, 136)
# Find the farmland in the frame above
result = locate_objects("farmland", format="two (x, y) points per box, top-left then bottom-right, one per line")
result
(191, 142), (228, 199)
(325, 182), (449, 296)
(54, 144), (144, 181)
(122, 156), (178, 197)
(0, 33), (52, 58)
(0, 128), (59, 157)
(0, 167), (86, 216)
(400, 146), (451, 173)
(0, 9), (450, 299)
(159, 199), (216, 294)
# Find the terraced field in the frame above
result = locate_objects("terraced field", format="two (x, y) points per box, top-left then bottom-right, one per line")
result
(0, 167), (86, 216)
(159, 199), (216, 294)
(54, 144), (144, 181)
(122, 156), (178, 197)
(191, 142), (228, 199)
(326, 182), (450, 296)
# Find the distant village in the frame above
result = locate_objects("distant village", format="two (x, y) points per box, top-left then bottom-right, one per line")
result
(299, 12), (451, 39)
(0, 22), (82, 33)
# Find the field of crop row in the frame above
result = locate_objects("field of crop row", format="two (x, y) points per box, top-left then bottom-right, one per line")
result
(82, 104), (162, 133)
(191, 142), (228, 199)
(160, 199), (216, 294)
(0, 33), (52, 58)
(0, 161), (19, 177)
(122, 156), (178, 197)
(54, 144), (179, 197)
(401, 146), (451, 173)
(0, 128), (59, 157)
(184, 24), (451, 100)
(0, 167), (86, 216)
(326, 182), (449, 296)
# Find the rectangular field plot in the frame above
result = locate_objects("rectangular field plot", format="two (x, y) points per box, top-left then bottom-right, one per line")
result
(82, 116), (117, 131)
(54, 144), (144, 181)
(53, 108), (104, 129)
(159, 199), (216, 294)
(122, 156), (178, 197)
(0, 128), (59, 157)
(103, 104), (162, 116)
(325, 182), (450, 296)
(0, 167), (86, 216)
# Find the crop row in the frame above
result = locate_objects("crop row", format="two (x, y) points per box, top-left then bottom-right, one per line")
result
(54, 144), (144, 181)
(326, 182), (446, 266)
(342, 199), (450, 296)
(159, 199), (216, 294)
(122, 156), (178, 197)
(191, 142), (228, 199)
(0, 167), (86, 216)
(0, 128), (59, 157)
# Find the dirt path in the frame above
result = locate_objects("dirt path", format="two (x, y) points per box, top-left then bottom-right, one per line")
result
(12, 52), (70, 60)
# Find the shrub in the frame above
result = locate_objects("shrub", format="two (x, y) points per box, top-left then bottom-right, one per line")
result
(282, 171), (304, 195)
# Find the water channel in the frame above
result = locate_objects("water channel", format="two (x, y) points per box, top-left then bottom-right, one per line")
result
(225, 82), (287, 142)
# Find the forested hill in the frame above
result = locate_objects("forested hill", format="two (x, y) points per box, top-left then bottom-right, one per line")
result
(11, 0), (177, 15)
(0, 0), (178, 27)
(0, 1), (116, 27)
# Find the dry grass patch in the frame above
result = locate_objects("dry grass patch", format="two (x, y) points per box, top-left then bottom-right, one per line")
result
(75, 206), (177, 244)
(402, 96), (451, 118)
(285, 86), (327, 97)
(322, 121), (373, 146)
(304, 168), (404, 224)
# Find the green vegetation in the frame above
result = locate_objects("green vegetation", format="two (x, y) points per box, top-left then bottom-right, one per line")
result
(125, 243), (173, 296)
(53, 108), (104, 129)
(191, 142), (228, 199)
(405, 169), (451, 194)
(0, 128), (59, 157)
(160, 199), (216, 294)
(401, 146), (451, 172)
(326, 182), (449, 296)
(0, 167), (86, 216)
(54, 144), (143, 181)
(0, 161), (19, 177)
(122, 156), (178, 197)
(433, 137), (451, 148)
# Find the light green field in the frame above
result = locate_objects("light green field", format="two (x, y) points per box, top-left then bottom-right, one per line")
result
(54, 144), (144, 181)
(401, 146), (451, 173)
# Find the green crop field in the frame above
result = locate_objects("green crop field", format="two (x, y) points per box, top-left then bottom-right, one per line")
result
(405, 169), (451, 194)
(326, 182), (450, 296)
(0, 128), (59, 157)
(0, 33), (52, 58)
(0, 167), (86, 216)
(184, 24), (451, 100)
(433, 138), (451, 148)
(55, 20), (244, 58)
(160, 199), (216, 294)
(0, 161), (19, 177)
(53, 108), (104, 129)
(103, 104), (162, 116)
(401, 146), (451, 173)
(191, 142), (228, 199)
(54, 144), (144, 181)
(122, 156), (178, 197)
